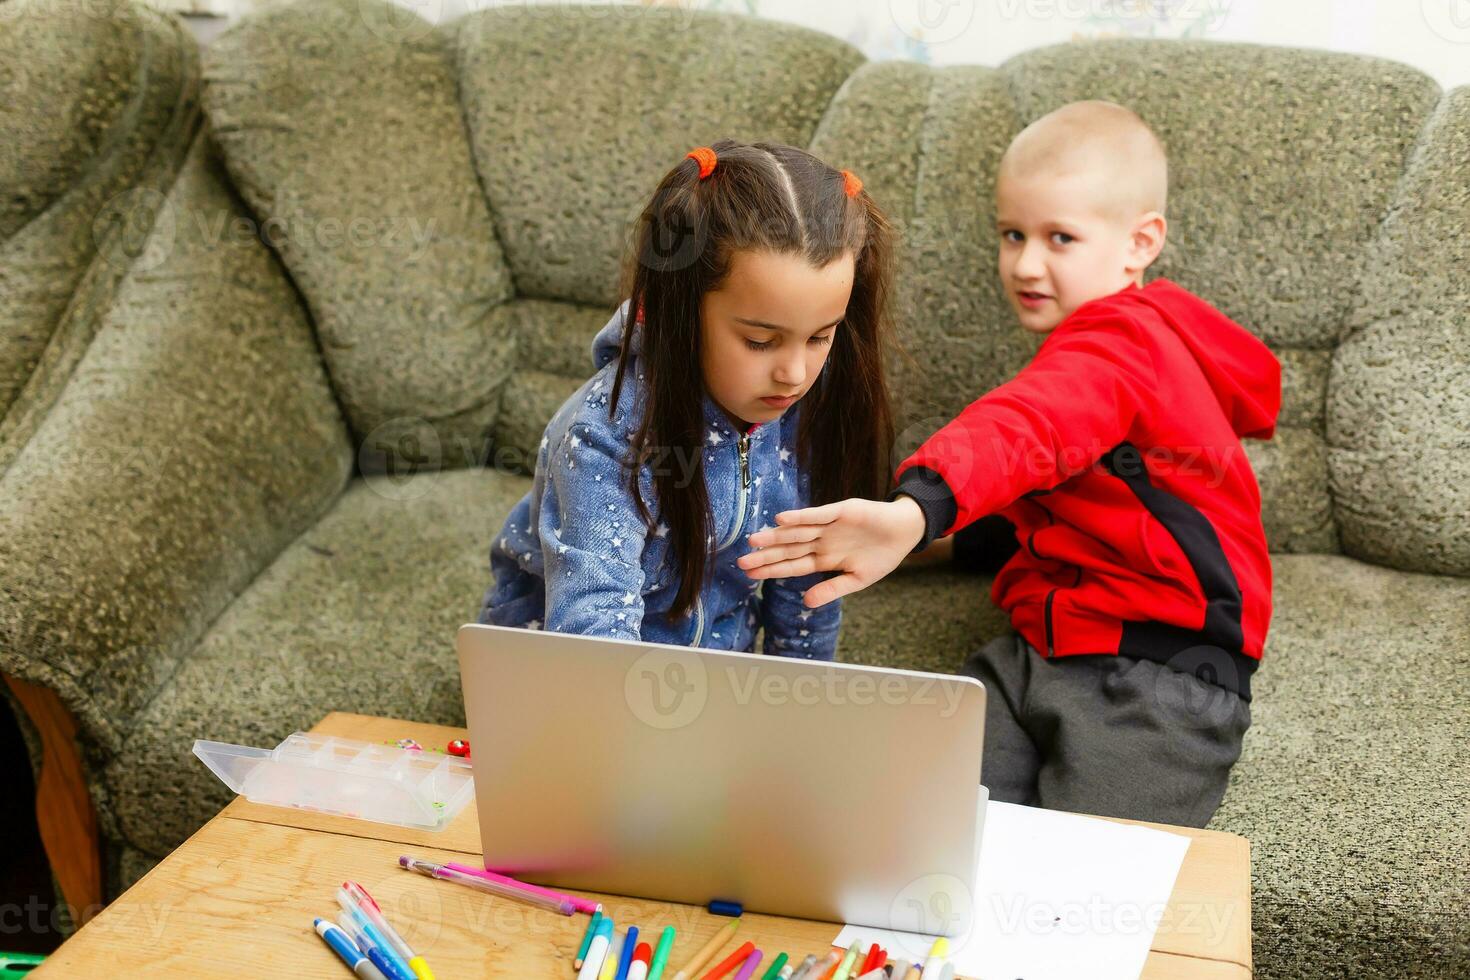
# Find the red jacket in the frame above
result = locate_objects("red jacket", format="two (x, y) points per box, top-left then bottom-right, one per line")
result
(893, 279), (1280, 698)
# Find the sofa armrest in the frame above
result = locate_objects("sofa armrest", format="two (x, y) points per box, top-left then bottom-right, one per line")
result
(0, 133), (353, 754)
(0, 0), (201, 472)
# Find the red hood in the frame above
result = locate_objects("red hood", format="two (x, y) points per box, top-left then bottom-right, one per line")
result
(1123, 279), (1281, 440)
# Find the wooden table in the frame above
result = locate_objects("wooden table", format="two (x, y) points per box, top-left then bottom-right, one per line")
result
(36, 713), (1252, 977)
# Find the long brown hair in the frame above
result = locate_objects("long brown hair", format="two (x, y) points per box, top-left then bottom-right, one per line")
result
(609, 139), (895, 619)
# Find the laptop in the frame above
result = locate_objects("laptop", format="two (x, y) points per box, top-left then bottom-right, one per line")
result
(456, 623), (987, 934)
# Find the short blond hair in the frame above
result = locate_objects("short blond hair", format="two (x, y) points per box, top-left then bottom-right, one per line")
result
(998, 100), (1168, 223)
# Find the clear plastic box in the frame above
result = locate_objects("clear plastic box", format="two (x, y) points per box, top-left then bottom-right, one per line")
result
(193, 731), (474, 830)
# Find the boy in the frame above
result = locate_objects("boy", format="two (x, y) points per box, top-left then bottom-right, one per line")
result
(738, 100), (1281, 828)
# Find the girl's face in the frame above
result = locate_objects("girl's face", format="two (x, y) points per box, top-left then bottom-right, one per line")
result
(699, 248), (855, 428)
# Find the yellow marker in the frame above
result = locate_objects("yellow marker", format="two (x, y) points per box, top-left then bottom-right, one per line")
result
(670, 917), (740, 980)
(921, 937), (949, 977)
(831, 940), (864, 980)
(600, 927), (626, 980)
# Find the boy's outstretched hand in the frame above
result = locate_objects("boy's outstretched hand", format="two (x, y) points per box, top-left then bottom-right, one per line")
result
(738, 495), (927, 607)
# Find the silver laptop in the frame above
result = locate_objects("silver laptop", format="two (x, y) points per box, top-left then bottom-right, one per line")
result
(456, 623), (987, 934)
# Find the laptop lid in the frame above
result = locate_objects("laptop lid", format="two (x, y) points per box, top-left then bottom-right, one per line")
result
(456, 623), (985, 934)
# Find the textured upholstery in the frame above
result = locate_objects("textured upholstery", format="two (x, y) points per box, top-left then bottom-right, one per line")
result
(0, 0), (200, 473)
(0, 136), (353, 752)
(2, 2), (1466, 975)
(1328, 87), (1470, 576)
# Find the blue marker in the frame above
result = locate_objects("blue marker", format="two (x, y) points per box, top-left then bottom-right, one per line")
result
(336, 889), (415, 980)
(314, 917), (388, 980)
(614, 925), (639, 980)
(337, 912), (411, 980)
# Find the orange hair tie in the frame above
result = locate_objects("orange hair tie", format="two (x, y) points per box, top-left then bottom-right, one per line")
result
(841, 169), (863, 197)
(687, 146), (718, 179)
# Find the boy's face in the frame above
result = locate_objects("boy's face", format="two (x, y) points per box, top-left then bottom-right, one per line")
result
(699, 248), (853, 428)
(996, 170), (1163, 335)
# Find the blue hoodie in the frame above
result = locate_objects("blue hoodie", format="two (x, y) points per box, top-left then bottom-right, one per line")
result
(478, 303), (841, 658)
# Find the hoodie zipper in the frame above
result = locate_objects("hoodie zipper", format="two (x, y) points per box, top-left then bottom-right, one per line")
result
(717, 429), (753, 551)
(697, 427), (752, 645)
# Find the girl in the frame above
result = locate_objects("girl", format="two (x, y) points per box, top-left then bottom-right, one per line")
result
(478, 138), (894, 658)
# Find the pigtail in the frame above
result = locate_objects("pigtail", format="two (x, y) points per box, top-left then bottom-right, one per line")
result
(798, 171), (896, 507)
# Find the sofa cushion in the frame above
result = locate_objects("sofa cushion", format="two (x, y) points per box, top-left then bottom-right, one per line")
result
(202, 0), (517, 456)
(1209, 554), (1470, 977)
(100, 467), (530, 856)
(454, 4), (865, 309)
(1329, 87), (1470, 577)
(0, 0), (199, 470)
(838, 564), (1009, 676)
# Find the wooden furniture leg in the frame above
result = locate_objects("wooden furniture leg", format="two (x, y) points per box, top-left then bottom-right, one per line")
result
(3, 673), (103, 926)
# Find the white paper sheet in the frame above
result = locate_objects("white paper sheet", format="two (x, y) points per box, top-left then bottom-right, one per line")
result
(832, 800), (1191, 980)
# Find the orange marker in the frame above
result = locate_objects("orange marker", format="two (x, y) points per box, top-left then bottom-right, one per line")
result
(701, 940), (755, 979)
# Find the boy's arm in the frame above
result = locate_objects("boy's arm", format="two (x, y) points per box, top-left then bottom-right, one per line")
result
(892, 311), (1159, 549)
(759, 572), (842, 659)
(741, 312), (1157, 605)
(541, 421), (650, 639)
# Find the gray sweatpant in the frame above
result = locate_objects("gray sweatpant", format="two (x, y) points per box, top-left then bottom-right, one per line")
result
(961, 633), (1252, 828)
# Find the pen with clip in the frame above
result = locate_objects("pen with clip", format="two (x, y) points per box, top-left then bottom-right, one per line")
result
(400, 855), (577, 915)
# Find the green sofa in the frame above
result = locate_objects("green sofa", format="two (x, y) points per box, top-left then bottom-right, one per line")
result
(1, 0), (1466, 975)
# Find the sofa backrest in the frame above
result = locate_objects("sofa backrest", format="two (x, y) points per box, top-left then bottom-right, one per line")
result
(0, 0), (199, 474)
(199, 0), (1468, 578)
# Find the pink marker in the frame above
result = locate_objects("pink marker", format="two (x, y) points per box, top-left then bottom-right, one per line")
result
(443, 862), (600, 915)
(733, 948), (764, 980)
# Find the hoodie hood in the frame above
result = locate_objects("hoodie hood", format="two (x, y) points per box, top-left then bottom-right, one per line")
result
(1129, 279), (1281, 440)
(592, 300), (638, 371)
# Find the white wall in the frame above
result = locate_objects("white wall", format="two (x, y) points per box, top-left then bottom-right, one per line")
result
(179, 0), (1470, 91)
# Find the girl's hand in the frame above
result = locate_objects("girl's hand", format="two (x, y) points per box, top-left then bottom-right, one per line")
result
(738, 496), (927, 607)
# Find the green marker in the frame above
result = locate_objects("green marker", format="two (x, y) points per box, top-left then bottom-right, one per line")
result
(759, 951), (790, 980)
(647, 925), (676, 980)
(575, 910), (604, 970)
